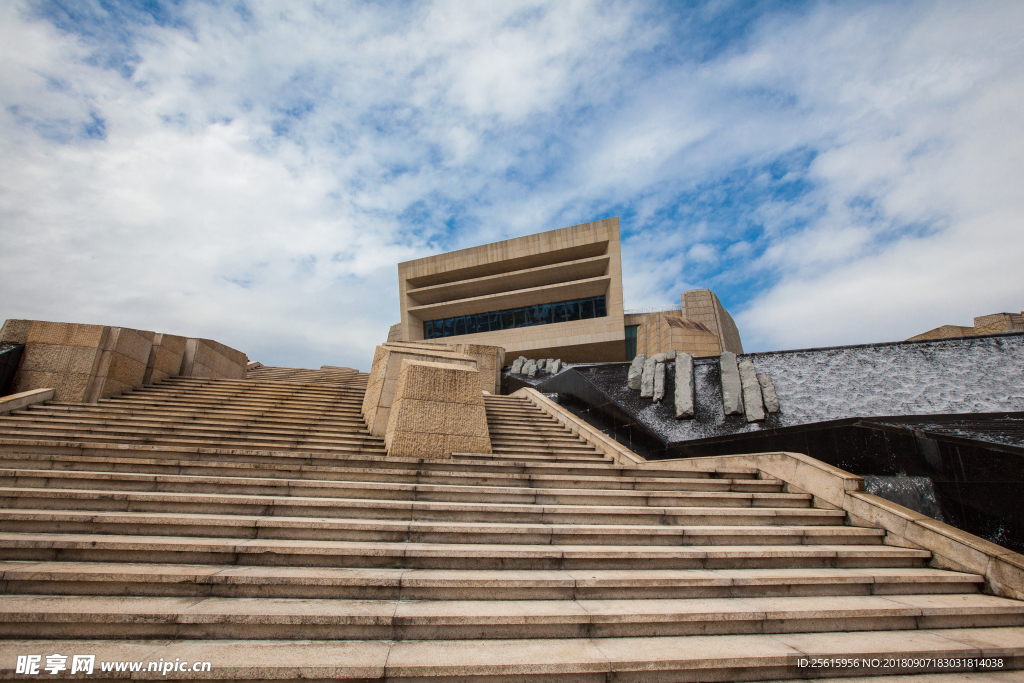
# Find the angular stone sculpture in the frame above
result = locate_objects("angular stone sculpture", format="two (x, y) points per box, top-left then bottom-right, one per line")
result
(627, 354), (646, 390)
(719, 351), (744, 416)
(758, 373), (781, 413)
(666, 349), (677, 360)
(550, 359), (562, 374)
(675, 352), (695, 419)
(510, 357), (525, 374)
(524, 359), (538, 377)
(738, 359), (765, 422)
(640, 357), (657, 398)
(385, 359), (491, 459)
(653, 361), (666, 403)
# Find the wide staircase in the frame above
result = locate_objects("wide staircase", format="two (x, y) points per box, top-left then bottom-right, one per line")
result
(0, 377), (1021, 680)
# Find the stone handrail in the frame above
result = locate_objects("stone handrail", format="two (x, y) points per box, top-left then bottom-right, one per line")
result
(0, 388), (54, 415)
(509, 388), (1024, 601)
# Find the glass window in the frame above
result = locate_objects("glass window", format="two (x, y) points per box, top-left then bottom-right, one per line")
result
(490, 311), (502, 331)
(595, 295), (607, 318)
(552, 302), (567, 323)
(566, 300), (580, 321)
(469, 314), (481, 335)
(538, 303), (553, 324)
(513, 307), (526, 327)
(500, 309), (514, 329)
(443, 317), (454, 337)
(454, 316), (466, 336)
(476, 313), (489, 333)
(424, 321), (431, 339)
(580, 297), (595, 319)
(625, 325), (638, 360)
(526, 305), (541, 326)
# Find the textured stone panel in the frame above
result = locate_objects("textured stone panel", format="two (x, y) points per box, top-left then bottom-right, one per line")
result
(640, 358), (656, 398)
(674, 352), (695, 419)
(720, 352), (744, 416)
(653, 361), (666, 403)
(0, 319), (32, 344)
(384, 359), (491, 459)
(758, 373), (780, 414)
(626, 354), (645, 391)
(111, 328), (154, 365)
(738, 358), (765, 423)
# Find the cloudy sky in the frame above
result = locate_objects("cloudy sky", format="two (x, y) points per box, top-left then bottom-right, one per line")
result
(2, 0), (1021, 370)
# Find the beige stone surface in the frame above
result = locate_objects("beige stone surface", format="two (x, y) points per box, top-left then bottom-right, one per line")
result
(396, 217), (626, 363)
(362, 343), (478, 436)
(385, 359), (492, 459)
(179, 338), (247, 380)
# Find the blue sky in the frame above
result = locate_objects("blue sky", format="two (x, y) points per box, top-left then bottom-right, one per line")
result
(2, 0), (1022, 370)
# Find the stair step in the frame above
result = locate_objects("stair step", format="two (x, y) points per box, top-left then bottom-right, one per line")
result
(0, 563), (984, 600)
(0, 534), (930, 569)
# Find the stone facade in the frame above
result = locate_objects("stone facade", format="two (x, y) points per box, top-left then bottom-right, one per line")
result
(624, 289), (742, 359)
(361, 342), (479, 437)
(0, 319), (248, 402)
(384, 359), (491, 459)
(397, 217), (626, 363)
(907, 311), (1024, 341)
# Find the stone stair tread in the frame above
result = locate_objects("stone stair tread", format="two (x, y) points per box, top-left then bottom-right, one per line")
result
(1, 628), (1021, 679)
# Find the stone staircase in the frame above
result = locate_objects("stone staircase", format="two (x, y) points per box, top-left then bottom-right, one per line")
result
(0, 376), (1021, 680)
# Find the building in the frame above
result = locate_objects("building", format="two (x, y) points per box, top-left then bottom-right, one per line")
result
(907, 311), (1024, 341)
(394, 217), (743, 363)
(395, 217), (626, 363)
(624, 289), (743, 359)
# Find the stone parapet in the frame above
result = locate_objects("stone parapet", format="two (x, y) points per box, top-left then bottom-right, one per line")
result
(362, 342), (478, 437)
(0, 319), (247, 403)
(385, 360), (491, 459)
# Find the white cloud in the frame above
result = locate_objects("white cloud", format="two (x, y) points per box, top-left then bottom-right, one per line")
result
(1, 0), (1022, 369)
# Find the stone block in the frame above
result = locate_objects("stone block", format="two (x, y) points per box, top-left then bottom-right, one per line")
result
(510, 357), (526, 374)
(626, 354), (645, 391)
(523, 359), (538, 377)
(640, 357), (656, 398)
(55, 372), (91, 403)
(653, 361), (666, 403)
(384, 359), (491, 459)
(719, 352), (744, 416)
(105, 353), (147, 390)
(145, 334), (188, 384)
(674, 352), (695, 419)
(738, 359), (765, 422)
(758, 373), (780, 413)
(0, 319), (32, 344)
(111, 327), (153, 365)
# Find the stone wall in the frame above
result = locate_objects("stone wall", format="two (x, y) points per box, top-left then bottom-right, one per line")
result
(452, 343), (505, 394)
(907, 311), (1024, 342)
(384, 359), (491, 459)
(0, 319), (248, 402)
(361, 342), (478, 437)
(681, 289), (743, 355)
(624, 309), (722, 359)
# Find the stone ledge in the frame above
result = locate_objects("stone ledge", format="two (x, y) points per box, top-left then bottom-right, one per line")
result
(0, 388), (54, 415)
(511, 387), (643, 466)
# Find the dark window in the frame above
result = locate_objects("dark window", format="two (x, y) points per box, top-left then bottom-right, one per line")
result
(580, 297), (595, 320)
(422, 293), (609, 339)
(625, 325), (638, 360)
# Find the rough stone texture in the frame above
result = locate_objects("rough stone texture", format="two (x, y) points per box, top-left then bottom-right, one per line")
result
(523, 359), (538, 377)
(179, 338), (248, 381)
(652, 361), (666, 403)
(385, 359), (491, 459)
(510, 357), (526, 374)
(362, 343), (478, 437)
(0, 388), (54, 414)
(719, 351), (744, 416)
(550, 359), (562, 374)
(626, 354), (645, 391)
(665, 349), (677, 360)
(738, 359), (766, 423)
(144, 334), (188, 385)
(675, 352), (695, 419)
(387, 323), (404, 342)
(758, 373), (780, 413)
(452, 343), (505, 394)
(639, 357), (657, 399)
(649, 352), (668, 363)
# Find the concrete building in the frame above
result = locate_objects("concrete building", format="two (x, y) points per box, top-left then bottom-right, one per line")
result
(396, 217), (626, 363)
(907, 310), (1024, 341)
(624, 289), (743, 360)
(394, 218), (743, 363)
